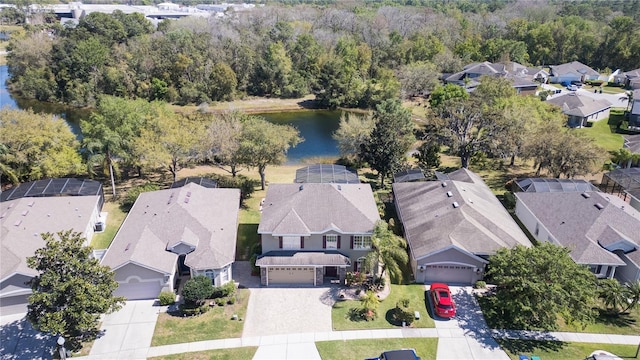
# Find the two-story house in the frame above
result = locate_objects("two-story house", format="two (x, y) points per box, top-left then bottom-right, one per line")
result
(256, 183), (380, 286)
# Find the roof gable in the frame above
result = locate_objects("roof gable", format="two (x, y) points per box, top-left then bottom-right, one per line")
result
(258, 183), (379, 235)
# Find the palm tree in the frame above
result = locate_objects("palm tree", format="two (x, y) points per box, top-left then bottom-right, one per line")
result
(598, 279), (630, 315)
(360, 290), (380, 320)
(364, 221), (409, 284)
(623, 280), (640, 313)
(620, 90), (633, 112)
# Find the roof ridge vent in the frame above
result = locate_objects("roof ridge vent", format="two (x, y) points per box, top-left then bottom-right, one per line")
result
(581, 192), (591, 198)
(594, 203), (604, 210)
(446, 191), (453, 197)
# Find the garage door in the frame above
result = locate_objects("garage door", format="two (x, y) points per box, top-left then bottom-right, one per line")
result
(114, 280), (163, 300)
(0, 294), (30, 316)
(424, 264), (473, 284)
(267, 267), (314, 285)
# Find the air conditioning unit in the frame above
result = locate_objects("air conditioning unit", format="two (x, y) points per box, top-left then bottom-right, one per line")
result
(94, 222), (105, 232)
(418, 265), (426, 272)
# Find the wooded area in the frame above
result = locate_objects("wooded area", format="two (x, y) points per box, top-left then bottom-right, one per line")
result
(5, 0), (640, 107)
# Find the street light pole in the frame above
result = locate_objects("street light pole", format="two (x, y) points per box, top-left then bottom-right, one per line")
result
(57, 336), (66, 360)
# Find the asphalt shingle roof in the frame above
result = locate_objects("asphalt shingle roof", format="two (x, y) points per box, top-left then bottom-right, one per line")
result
(100, 183), (240, 273)
(550, 61), (599, 77)
(393, 168), (531, 260)
(1, 196), (101, 280)
(546, 93), (611, 117)
(258, 183), (379, 236)
(516, 192), (640, 266)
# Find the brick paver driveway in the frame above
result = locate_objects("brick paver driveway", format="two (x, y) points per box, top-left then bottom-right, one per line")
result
(242, 287), (333, 337)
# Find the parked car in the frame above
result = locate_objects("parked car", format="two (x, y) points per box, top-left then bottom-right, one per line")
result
(567, 84), (578, 91)
(366, 349), (421, 360)
(430, 283), (456, 318)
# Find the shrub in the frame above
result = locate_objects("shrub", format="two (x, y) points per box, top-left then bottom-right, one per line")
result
(392, 297), (415, 326)
(211, 281), (236, 299)
(121, 183), (160, 210)
(346, 271), (366, 287)
(182, 276), (213, 305)
(215, 298), (225, 306)
(207, 174), (256, 202)
(227, 296), (236, 305)
(179, 304), (209, 316)
(158, 291), (176, 306)
(475, 280), (487, 289)
(250, 254), (260, 276)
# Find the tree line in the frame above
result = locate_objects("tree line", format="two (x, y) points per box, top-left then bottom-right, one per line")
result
(6, 0), (640, 108)
(0, 99), (301, 194)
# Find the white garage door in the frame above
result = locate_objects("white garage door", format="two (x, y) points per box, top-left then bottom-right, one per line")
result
(0, 294), (30, 316)
(114, 280), (163, 300)
(424, 264), (473, 284)
(267, 267), (314, 285)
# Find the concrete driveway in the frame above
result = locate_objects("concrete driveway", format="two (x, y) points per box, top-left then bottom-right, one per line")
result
(88, 300), (159, 359)
(0, 315), (54, 360)
(243, 287), (333, 337)
(431, 286), (510, 360)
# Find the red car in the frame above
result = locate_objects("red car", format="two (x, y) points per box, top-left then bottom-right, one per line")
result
(430, 283), (456, 318)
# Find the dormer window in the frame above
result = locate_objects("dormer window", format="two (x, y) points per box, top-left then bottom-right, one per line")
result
(326, 235), (338, 249)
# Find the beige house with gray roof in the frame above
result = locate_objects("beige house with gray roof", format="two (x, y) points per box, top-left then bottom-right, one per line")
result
(101, 183), (240, 300)
(393, 169), (532, 284)
(257, 183), (379, 286)
(515, 191), (640, 283)
(547, 92), (612, 128)
(1, 195), (102, 315)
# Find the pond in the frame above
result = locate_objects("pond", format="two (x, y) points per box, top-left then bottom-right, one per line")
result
(1, 64), (342, 162)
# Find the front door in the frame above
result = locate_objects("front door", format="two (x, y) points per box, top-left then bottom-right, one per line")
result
(325, 266), (337, 277)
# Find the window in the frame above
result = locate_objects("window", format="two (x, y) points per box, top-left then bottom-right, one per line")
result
(353, 235), (372, 249)
(283, 236), (299, 250)
(326, 235), (338, 249)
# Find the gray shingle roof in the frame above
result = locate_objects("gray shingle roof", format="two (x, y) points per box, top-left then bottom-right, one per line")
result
(101, 183), (240, 273)
(258, 183), (379, 236)
(515, 192), (639, 266)
(546, 93), (611, 117)
(256, 250), (351, 266)
(550, 61), (599, 77)
(393, 168), (531, 260)
(1, 196), (101, 280)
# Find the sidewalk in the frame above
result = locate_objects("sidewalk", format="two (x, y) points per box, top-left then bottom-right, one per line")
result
(71, 328), (640, 359)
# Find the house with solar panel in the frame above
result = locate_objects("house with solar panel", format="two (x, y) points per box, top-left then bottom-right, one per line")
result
(0, 179), (104, 316)
(256, 164), (380, 286)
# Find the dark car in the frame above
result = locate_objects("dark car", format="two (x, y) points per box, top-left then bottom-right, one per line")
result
(430, 283), (456, 318)
(366, 349), (421, 360)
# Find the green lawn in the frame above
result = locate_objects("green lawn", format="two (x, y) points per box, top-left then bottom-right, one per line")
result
(497, 339), (640, 360)
(148, 347), (258, 360)
(151, 289), (249, 346)
(558, 306), (640, 336)
(90, 201), (127, 249)
(332, 284), (435, 330)
(236, 193), (261, 261)
(316, 338), (438, 360)
(576, 113), (624, 152)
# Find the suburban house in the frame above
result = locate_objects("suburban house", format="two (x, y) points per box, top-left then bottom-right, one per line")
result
(515, 190), (640, 283)
(613, 68), (640, 90)
(0, 178), (104, 316)
(256, 183), (380, 286)
(393, 169), (532, 284)
(548, 61), (600, 84)
(546, 92), (612, 128)
(100, 183), (240, 300)
(444, 61), (540, 94)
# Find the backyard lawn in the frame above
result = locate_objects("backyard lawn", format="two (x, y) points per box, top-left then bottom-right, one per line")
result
(577, 112), (625, 152)
(497, 339), (640, 360)
(332, 284), (435, 330)
(151, 289), (249, 346)
(316, 338), (438, 360)
(148, 347), (258, 360)
(90, 201), (127, 249)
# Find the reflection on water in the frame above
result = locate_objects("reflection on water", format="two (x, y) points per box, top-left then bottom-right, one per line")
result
(1, 65), (342, 162)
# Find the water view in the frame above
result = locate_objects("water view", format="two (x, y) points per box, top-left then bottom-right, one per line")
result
(1, 64), (341, 162)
